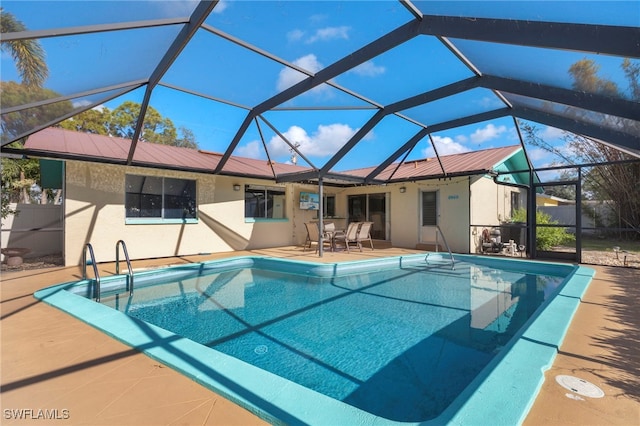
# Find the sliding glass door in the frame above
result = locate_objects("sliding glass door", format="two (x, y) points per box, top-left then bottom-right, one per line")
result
(347, 193), (387, 240)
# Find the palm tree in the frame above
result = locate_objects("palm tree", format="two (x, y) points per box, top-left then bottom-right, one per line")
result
(0, 8), (48, 87)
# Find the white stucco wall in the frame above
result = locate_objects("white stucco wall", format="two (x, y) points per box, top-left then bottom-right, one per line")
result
(63, 162), (295, 266)
(365, 177), (471, 252)
(469, 176), (528, 253)
(60, 160), (528, 265)
(1, 203), (63, 259)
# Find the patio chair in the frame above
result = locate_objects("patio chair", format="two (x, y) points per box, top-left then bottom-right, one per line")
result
(303, 222), (332, 253)
(333, 222), (361, 252)
(357, 221), (374, 251)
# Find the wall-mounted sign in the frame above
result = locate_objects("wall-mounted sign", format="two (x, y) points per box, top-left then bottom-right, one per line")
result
(300, 192), (319, 210)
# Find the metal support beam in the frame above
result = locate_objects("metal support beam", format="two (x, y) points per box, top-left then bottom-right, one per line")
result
(320, 109), (387, 176)
(127, 1), (218, 164)
(364, 128), (429, 183)
(254, 19), (423, 114)
(214, 111), (256, 174)
(482, 75), (640, 121)
(427, 108), (511, 134)
(527, 169), (537, 259)
(513, 107), (640, 154)
(421, 15), (640, 58)
(318, 177), (325, 257)
(386, 77), (480, 114)
(0, 18), (188, 42)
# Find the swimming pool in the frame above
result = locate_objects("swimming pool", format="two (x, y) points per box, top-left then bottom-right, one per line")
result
(35, 254), (595, 425)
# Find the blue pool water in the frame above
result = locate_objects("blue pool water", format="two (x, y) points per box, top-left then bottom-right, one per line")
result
(35, 254), (595, 425)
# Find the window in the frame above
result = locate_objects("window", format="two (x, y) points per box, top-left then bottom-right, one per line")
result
(323, 194), (336, 217)
(125, 175), (196, 222)
(245, 185), (286, 219)
(510, 191), (520, 217)
(421, 191), (437, 226)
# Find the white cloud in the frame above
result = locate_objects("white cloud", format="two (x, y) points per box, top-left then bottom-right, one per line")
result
(475, 96), (504, 109)
(470, 123), (507, 144)
(309, 14), (328, 24)
(306, 26), (350, 43)
(71, 99), (93, 108)
(351, 61), (385, 77)
(541, 126), (565, 140)
(235, 140), (263, 159)
(212, 0), (228, 13)
(421, 135), (470, 157)
(277, 54), (328, 95)
(526, 148), (549, 162)
(287, 29), (305, 42)
(455, 134), (468, 144)
(266, 123), (358, 159)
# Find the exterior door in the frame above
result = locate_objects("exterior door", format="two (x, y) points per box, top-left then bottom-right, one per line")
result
(347, 193), (387, 240)
(420, 190), (438, 243)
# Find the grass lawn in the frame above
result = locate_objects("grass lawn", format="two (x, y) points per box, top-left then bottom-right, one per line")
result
(581, 235), (640, 252)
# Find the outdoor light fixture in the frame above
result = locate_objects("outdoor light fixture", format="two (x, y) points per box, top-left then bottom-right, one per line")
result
(233, 184), (241, 191)
(487, 169), (499, 178)
(399, 186), (406, 193)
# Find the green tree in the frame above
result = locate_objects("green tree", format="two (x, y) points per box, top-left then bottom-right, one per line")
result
(59, 101), (199, 148)
(521, 58), (640, 238)
(543, 170), (577, 201)
(58, 107), (111, 135)
(1, 152), (41, 204)
(1, 9), (53, 215)
(1, 81), (74, 142)
(175, 126), (198, 149)
(109, 101), (178, 145)
(0, 8), (48, 88)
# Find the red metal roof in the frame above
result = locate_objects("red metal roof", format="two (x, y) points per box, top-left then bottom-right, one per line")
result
(24, 128), (522, 182)
(24, 128), (308, 179)
(342, 145), (522, 181)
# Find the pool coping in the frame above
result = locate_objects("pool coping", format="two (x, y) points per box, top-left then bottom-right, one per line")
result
(34, 254), (595, 425)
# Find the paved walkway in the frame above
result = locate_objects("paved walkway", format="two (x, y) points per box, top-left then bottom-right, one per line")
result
(1, 248), (638, 425)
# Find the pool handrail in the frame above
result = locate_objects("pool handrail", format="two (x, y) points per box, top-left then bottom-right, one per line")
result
(425, 225), (455, 269)
(115, 240), (134, 296)
(82, 243), (101, 301)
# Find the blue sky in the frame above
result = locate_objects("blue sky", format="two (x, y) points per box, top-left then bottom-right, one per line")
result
(2, 1), (637, 173)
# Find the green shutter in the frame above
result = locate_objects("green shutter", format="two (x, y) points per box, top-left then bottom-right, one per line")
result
(39, 159), (63, 189)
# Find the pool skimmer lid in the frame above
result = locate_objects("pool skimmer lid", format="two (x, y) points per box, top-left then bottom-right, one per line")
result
(555, 375), (605, 398)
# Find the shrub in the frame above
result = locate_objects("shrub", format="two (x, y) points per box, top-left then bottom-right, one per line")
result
(511, 209), (575, 251)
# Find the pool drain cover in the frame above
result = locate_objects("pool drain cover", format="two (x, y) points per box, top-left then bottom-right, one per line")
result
(555, 375), (604, 398)
(254, 345), (268, 355)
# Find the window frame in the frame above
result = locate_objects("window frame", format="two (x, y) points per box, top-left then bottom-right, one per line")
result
(322, 194), (336, 218)
(125, 174), (198, 224)
(244, 184), (287, 221)
(510, 191), (520, 217)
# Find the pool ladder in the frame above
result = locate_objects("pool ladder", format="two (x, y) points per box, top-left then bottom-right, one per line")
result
(83, 241), (134, 302)
(425, 225), (455, 270)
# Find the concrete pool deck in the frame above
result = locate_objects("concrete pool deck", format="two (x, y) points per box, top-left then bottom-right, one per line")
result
(1, 247), (638, 425)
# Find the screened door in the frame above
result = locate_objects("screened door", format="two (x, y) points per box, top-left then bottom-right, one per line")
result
(533, 182), (580, 262)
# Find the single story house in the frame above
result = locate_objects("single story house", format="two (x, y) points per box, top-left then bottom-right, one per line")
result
(10, 128), (532, 266)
